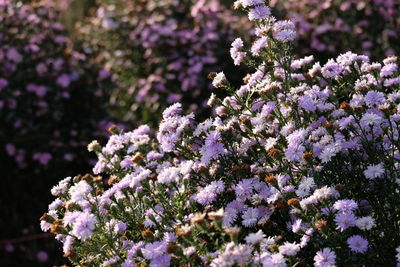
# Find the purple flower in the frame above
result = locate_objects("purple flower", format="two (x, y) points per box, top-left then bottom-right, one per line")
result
(32, 152), (52, 165)
(234, 178), (254, 199)
(364, 91), (385, 107)
(72, 212), (97, 240)
(162, 103), (182, 118)
(150, 255), (171, 267)
(141, 241), (167, 260)
(380, 63), (397, 77)
(321, 60), (344, 79)
(251, 36), (268, 56)
(347, 235), (369, 253)
(230, 38), (246, 65)
(333, 199), (358, 213)
(56, 74), (71, 88)
(248, 5), (271, 21)
(242, 207), (259, 227)
(120, 157), (133, 169)
(240, 0), (264, 8)
(314, 248), (336, 267)
(200, 131), (226, 165)
(7, 48), (22, 63)
(364, 164), (385, 179)
(273, 20), (297, 42)
(195, 180), (225, 205)
(334, 212), (356, 231)
(0, 78), (8, 90)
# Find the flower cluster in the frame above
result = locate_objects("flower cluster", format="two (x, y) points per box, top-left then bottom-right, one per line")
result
(270, 0), (400, 61)
(0, 1), (113, 172)
(0, 1), (114, 262)
(43, 0), (399, 266)
(75, 0), (251, 125)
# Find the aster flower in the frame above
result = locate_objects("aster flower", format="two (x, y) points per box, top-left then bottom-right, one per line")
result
(242, 207), (259, 227)
(212, 72), (227, 88)
(347, 235), (369, 253)
(314, 248), (336, 267)
(245, 230), (265, 245)
(273, 20), (297, 43)
(141, 241), (168, 260)
(334, 212), (357, 232)
(333, 199), (358, 213)
(321, 59), (344, 79)
(200, 131), (227, 166)
(355, 216), (376, 231)
(278, 242), (300, 256)
(248, 5), (271, 21)
(364, 164), (385, 179)
(71, 212), (97, 241)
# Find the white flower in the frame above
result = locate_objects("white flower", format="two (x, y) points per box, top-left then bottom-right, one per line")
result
(356, 216), (376, 231)
(245, 230), (265, 245)
(265, 137), (278, 151)
(295, 177), (316, 198)
(364, 164), (385, 179)
(157, 166), (181, 184)
(87, 140), (100, 152)
(318, 142), (342, 163)
(51, 176), (72, 196)
(183, 246), (196, 257)
(69, 180), (92, 203)
(278, 242), (300, 256)
(212, 72), (226, 88)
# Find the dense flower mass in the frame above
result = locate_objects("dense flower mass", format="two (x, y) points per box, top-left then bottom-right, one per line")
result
(76, 0), (251, 125)
(270, 0), (400, 61)
(43, 0), (399, 266)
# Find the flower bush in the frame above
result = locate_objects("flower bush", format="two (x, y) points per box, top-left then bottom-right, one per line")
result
(75, 0), (251, 125)
(0, 1), (113, 263)
(270, 0), (400, 61)
(43, 0), (400, 266)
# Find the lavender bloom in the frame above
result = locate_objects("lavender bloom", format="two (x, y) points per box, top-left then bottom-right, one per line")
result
(162, 103), (182, 118)
(195, 181), (225, 205)
(273, 20), (297, 42)
(314, 248), (336, 267)
(321, 60), (344, 79)
(248, 5), (271, 21)
(240, 0), (264, 8)
(380, 63), (397, 77)
(364, 164), (385, 179)
(347, 235), (369, 253)
(242, 207), (259, 227)
(334, 212), (357, 231)
(333, 199), (358, 213)
(251, 36), (268, 56)
(200, 131), (226, 166)
(141, 241), (168, 260)
(72, 212), (97, 240)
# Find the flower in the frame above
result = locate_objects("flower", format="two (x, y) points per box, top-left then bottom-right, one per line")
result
(333, 199), (358, 213)
(314, 248), (336, 267)
(278, 242), (300, 256)
(364, 164), (385, 179)
(248, 5), (271, 21)
(245, 230), (265, 245)
(334, 212), (356, 231)
(72, 212), (97, 241)
(355, 216), (376, 231)
(212, 72), (227, 88)
(273, 20), (297, 42)
(347, 235), (369, 253)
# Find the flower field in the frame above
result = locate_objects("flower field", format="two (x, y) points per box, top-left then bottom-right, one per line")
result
(1, 0), (399, 266)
